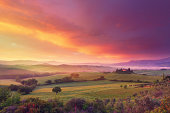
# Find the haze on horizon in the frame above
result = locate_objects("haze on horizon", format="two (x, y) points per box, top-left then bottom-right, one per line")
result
(0, 0), (170, 63)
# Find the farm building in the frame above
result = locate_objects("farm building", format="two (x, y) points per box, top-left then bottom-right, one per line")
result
(116, 68), (134, 74)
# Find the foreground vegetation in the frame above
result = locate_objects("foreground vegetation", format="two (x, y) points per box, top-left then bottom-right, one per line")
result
(0, 80), (169, 113)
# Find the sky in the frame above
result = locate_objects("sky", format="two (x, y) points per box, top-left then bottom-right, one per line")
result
(0, 0), (170, 63)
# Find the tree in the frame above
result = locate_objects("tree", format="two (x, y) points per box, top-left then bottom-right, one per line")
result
(52, 87), (61, 94)
(120, 85), (123, 88)
(45, 80), (52, 85)
(124, 85), (127, 89)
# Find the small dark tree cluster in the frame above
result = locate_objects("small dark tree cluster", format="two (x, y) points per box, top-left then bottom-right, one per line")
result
(45, 80), (52, 85)
(21, 79), (38, 86)
(8, 84), (33, 95)
(8, 79), (38, 95)
(120, 84), (128, 89)
(93, 76), (106, 81)
(52, 87), (62, 95)
(54, 77), (74, 84)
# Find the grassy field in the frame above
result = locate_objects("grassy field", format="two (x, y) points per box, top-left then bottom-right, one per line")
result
(33, 72), (161, 84)
(104, 72), (161, 82)
(0, 79), (21, 86)
(21, 80), (150, 102)
(0, 72), (161, 86)
(25, 74), (69, 84)
(0, 71), (158, 102)
(0, 64), (113, 74)
(134, 69), (170, 76)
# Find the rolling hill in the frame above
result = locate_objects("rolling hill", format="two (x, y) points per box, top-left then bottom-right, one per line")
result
(113, 57), (170, 67)
(0, 64), (114, 79)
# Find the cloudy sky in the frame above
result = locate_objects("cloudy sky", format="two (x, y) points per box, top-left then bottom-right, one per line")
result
(0, 0), (170, 63)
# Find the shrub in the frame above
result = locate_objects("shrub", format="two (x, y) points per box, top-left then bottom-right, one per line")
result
(0, 93), (20, 109)
(0, 88), (11, 103)
(65, 98), (88, 112)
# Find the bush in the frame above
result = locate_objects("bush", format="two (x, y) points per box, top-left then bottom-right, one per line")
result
(0, 88), (20, 110)
(65, 98), (88, 112)
(0, 93), (20, 109)
(0, 88), (11, 103)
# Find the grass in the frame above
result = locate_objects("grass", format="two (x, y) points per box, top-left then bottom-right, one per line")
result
(134, 70), (170, 76)
(25, 74), (69, 84)
(0, 71), (159, 102)
(0, 79), (21, 86)
(104, 72), (161, 82)
(21, 80), (147, 102)
(33, 72), (161, 85)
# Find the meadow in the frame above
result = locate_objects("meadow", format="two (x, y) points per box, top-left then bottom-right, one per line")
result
(34, 72), (161, 84)
(134, 69), (170, 76)
(0, 71), (161, 102)
(19, 72), (160, 102)
(21, 80), (149, 102)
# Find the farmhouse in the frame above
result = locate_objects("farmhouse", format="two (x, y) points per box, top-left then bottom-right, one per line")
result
(116, 68), (134, 74)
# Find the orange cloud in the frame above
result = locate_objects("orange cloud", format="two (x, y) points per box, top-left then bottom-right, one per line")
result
(1, 0), (168, 62)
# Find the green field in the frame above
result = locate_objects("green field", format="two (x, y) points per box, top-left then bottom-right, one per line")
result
(33, 72), (161, 84)
(0, 71), (159, 102)
(21, 80), (151, 102)
(134, 69), (170, 76)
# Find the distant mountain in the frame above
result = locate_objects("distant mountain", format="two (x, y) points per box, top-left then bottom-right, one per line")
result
(0, 63), (114, 76)
(0, 60), (43, 65)
(113, 57), (170, 67)
(0, 60), (63, 65)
